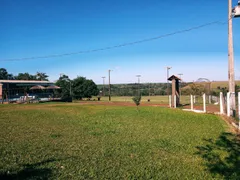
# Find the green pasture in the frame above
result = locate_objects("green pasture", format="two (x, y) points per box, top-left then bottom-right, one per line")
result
(0, 103), (239, 179)
(91, 95), (192, 104)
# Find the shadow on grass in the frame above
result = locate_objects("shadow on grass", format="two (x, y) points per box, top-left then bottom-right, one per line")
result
(196, 132), (240, 179)
(0, 158), (57, 180)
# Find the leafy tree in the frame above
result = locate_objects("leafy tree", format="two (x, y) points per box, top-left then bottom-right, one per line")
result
(0, 68), (9, 80)
(132, 95), (141, 107)
(55, 75), (71, 99)
(15, 73), (36, 80)
(72, 76), (99, 100)
(7, 74), (15, 80)
(182, 83), (205, 95)
(36, 72), (48, 81)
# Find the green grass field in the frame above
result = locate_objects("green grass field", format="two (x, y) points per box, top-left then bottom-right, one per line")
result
(91, 95), (192, 104)
(0, 103), (239, 179)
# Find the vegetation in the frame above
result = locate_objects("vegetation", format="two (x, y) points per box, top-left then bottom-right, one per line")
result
(0, 103), (236, 179)
(55, 75), (72, 99)
(72, 76), (99, 100)
(132, 95), (141, 107)
(0, 68), (48, 81)
(97, 83), (188, 96)
(55, 75), (99, 100)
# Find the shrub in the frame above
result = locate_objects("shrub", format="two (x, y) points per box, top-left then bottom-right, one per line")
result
(132, 95), (141, 107)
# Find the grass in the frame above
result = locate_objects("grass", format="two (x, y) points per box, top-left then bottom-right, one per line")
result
(0, 103), (238, 179)
(90, 95), (192, 104)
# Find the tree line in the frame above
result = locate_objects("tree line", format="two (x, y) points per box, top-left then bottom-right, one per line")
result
(0, 68), (48, 81)
(0, 68), (99, 100)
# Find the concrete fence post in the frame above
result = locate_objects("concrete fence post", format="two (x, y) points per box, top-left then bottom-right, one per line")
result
(169, 95), (172, 108)
(174, 95), (176, 108)
(193, 95), (196, 104)
(209, 95), (211, 104)
(191, 95), (193, 111)
(227, 92), (230, 117)
(220, 92), (224, 115)
(203, 93), (206, 113)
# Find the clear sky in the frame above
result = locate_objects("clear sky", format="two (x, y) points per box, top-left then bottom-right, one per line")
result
(0, 0), (240, 84)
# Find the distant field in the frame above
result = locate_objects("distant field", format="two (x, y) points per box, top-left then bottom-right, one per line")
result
(1, 103), (238, 179)
(91, 95), (192, 104)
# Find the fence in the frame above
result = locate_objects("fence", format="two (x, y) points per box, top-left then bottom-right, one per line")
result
(169, 92), (239, 130)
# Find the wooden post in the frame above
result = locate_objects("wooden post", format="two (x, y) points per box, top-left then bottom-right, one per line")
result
(168, 75), (181, 107)
(220, 92), (224, 114)
(203, 93), (206, 113)
(171, 79), (176, 108)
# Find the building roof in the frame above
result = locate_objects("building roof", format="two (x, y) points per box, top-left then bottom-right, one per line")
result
(0, 80), (52, 84)
(168, 75), (181, 81)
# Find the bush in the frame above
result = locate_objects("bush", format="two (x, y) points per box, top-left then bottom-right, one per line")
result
(132, 95), (141, 106)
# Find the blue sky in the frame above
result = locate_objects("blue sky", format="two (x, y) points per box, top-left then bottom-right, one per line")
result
(0, 0), (240, 84)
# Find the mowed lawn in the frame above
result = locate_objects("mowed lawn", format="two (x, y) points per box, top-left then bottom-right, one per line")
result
(92, 95), (191, 104)
(0, 103), (238, 179)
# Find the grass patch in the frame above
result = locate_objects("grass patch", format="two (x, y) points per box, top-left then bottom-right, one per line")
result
(0, 103), (236, 179)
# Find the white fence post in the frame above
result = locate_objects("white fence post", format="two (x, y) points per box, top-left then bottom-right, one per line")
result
(169, 95), (172, 108)
(227, 92), (230, 117)
(193, 95), (196, 104)
(191, 95), (193, 111)
(174, 95), (176, 108)
(220, 92), (224, 115)
(209, 95), (211, 104)
(238, 92), (240, 130)
(203, 93), (206, 113)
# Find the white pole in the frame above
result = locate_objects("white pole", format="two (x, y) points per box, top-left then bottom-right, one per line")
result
(169, 95), (172, 108)
(220, 92), (224, 114)
(191, 95), (193, 111)
(227, 92), (231, 117)
(238, 92), (240, 130)
(209, 95), (211, 104)
(193, 95), (196, 104)
(203, 93), (206, 113)
(228, 0), (236, 117)
(174, 95), (176, 108)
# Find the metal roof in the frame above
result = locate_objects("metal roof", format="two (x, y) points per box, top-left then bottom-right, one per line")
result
(0, 80), (53, 84)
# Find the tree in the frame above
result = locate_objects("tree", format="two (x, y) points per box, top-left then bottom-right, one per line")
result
(72, 76), (99, 100)
(182, 83), (206, 95)
(55, 75), (71, 99)
(15, 73), (36, 80)
(36, 72), (49, 81)
(132, 95), (141, 110)
(0, 68), (9, 80)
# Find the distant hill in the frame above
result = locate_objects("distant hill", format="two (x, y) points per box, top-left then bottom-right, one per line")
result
(194, 81), (240, 89)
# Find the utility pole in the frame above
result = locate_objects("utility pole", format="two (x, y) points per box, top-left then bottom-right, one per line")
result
(148, 83), (151, 99)
(166, 67), (172, 96)
(178, 73), (183, 98)
(108, 70), (112, 101)
(102, 76), (105, 96)
(136, 75), (141, 96)
(228, 0), (236, 116)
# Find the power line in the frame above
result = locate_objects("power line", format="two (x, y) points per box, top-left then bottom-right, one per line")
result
(0, 20), (227, 62)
